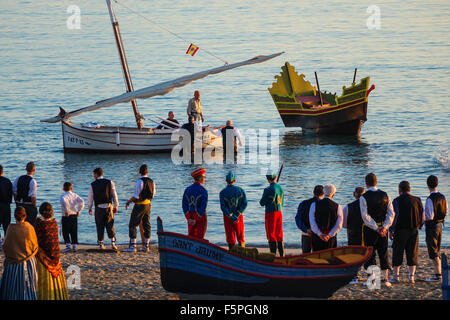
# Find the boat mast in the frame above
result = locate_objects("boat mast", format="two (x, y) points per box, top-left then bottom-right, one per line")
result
(106, 0), (144, 129)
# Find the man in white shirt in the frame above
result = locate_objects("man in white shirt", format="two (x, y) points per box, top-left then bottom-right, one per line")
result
(309, 184), (343, 251)
(424, 175), (448, 282)
(88, 167), (119, 250)
(359, 173), (395, 286)
(123, 164), (156, 253)
(60, 182), (85, 253)
(13, 162), (38, 226)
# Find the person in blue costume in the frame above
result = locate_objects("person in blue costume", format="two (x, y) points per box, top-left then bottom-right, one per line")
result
(259, 169), (284, 257)
(219, 171), (248, 250)
(182, 168), (208, 239)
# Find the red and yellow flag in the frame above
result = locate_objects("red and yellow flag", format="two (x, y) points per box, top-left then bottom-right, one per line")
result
(186, 43), (199, 56)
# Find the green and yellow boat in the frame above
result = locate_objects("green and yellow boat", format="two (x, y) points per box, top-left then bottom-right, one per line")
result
(268, 62), (375, 135)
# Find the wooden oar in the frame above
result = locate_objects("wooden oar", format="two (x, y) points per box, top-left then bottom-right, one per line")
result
(155, 115), (181, 128)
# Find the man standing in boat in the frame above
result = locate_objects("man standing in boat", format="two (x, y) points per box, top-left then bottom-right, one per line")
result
(360, 173), (395, 286)
(389, 181), (423, 284)
(182, 168), (208, 239)
(308, 184), (343, 252)
(343, 186), (365, 284)
(219, 171), (248, 250)
(424, 175), (448, 283)
(13, 162), (38, 226)
(343, 187), (365, 246)
(259, 170), (284, 257)
(187, 90), (204, 124)
(123, 164), (156, 253)
(295, 185), (324, 254)
(88, 167), (119, 250)
(213, 120), (243, 161)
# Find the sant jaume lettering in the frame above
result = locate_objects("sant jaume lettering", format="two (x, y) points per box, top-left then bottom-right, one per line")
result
(195, 245), (224, 262)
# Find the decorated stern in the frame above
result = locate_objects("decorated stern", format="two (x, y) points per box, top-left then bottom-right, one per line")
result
(268, 62), (375, 135)
(157, 217), (372, 298)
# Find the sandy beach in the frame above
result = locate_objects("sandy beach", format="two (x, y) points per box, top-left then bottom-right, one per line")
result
(0, 244), (445, 300)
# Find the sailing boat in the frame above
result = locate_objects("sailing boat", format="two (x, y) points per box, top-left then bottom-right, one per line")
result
(41, 0), (283, 153)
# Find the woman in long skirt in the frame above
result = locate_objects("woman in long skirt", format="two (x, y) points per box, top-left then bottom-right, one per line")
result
(35, 202), (69, 300)
(0, 206), (39, 300)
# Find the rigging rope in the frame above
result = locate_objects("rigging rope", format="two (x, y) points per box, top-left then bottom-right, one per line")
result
(113, 0), (229, 65)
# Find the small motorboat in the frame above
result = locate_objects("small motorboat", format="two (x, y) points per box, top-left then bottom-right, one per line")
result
(157, 217), (372, 298)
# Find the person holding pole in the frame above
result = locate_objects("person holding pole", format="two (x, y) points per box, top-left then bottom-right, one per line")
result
(259, 167), (284, 257)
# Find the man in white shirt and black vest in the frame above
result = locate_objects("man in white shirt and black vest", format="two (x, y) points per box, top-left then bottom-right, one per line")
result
(359, 173), (395, 286)
(60, 182), (85, 253)
(124, 164), (156, 253)
(12, 162), (38, 226)
(424, 175), (448, 282)
(213, 120), (243, 162)
(389, 181), (424, 284)
(308, 184), (343, 252)
(88, 167), (119, 250)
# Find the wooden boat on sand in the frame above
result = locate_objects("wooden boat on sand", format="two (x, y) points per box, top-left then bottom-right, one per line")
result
(157, 217), (372, 298)
(268, 62), (375, 135)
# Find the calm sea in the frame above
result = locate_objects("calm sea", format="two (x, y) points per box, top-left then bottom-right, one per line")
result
(0, 0), (449, 247)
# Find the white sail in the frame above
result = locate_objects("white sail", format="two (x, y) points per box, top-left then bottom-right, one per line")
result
(41, 52), (284, 123)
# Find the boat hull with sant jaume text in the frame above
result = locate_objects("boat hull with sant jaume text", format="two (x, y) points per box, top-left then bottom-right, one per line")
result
(268, 62), (375, 135)
(157, 217), (373, 298)
(61, 120), (221, 153)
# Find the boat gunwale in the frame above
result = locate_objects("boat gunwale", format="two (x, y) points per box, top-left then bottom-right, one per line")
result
(63, 128), (178, 147)
(62, 120), (173, 136)
(157, 230), (373, 270)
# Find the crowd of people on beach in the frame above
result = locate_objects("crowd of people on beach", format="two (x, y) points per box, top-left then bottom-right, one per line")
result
(0, 161), (447, 300)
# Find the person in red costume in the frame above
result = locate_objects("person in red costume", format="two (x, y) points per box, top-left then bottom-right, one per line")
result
(182, 168), (208, 239)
